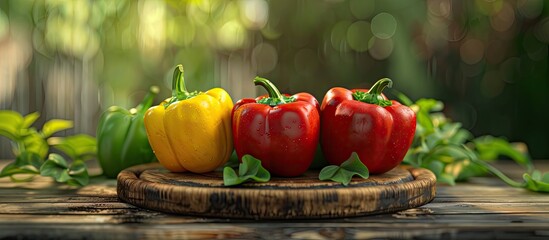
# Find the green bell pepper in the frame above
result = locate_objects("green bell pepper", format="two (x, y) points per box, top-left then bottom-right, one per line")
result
(97, 86), (159, 178)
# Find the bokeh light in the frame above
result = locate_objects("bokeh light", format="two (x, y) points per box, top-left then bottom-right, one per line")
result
(241, 0), (269, 30)
(252, 43), (278, 74)
(522, 31), (548, 61)
(490, 3), (515, 32)
(371, 12), (397, 40)
(517, 0), (543, 19)
(475, 0), (504, 16)
(535, 17), (549, 43)
(349, 0), (375, 19)
(347, 21), (372, 52)
(1, 0), (549, 159)
(427, 0), (451, 18)
(167, 16), (196, 47)
(460, 38), (485, 65)
(368, 37), (393, 60)
(481, 70), (505, 98)
(331, 20), (352, 52)
(217, 20), (247, 50)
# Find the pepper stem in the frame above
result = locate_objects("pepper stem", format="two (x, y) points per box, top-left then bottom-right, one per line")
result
(164, 64), (200, 107)
(172, 65), (188, 98)
(367, 78), (393, 95)
(352, 78), (393, 107)
(253, 77), (296, 106)
(135, 86), (159, 114)
(254, 77), (285, 101)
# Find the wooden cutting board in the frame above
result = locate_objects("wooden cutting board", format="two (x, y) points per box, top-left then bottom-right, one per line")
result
(117, 163), (436, 219)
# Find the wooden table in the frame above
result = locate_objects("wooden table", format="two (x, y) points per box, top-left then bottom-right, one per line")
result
(1, 160), (548, 239)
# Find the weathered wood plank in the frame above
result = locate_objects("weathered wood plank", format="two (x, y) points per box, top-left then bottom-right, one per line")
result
(418, 202), (549, 214)
(0, 178), (118, 197)
(432, 196), (549, 203)
(2, 212), (549, 225)
(1, 159), (548, 240)
(0, 196), (120, 203)
(0, 224), (257, 240)
(0, 202), (138, 215)
(3, 195), (548, 204)
(0, 222), (548, 240)
(2, 201), (549, 217)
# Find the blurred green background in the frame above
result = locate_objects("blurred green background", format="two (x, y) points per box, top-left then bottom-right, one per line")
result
(0, 0), (548, 159)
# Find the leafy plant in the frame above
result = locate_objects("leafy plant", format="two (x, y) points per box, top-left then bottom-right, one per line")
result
(223, 155), (270, 186)
(0, 110), (96, 186)
(319, 152), (369, 186)
(400, 97), (549, 192)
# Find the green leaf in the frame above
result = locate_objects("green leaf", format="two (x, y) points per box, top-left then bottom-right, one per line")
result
(340, 152), (369, 179)
(67, 160), (89, 186)
(0, 110), (24, 140)
(415, 98), (444, 113)
(416, 111), (434, 135)
(448, 129), (473, 145)
(318, 165), (339, 180)
(392, 90), (413, 106)
(523, 172), (549, 193)
(439, 123), (462, 141)
(40, 155), (71, 183)
(438, 173), (456, 185)
(251, 164), (270, 182)
(0, 162), (39, 178)
(455, 162), (487, 181)
(352, 91), (393, 107)
(22, 112), (40, 129)
(14, 151), (43, 169)
(48, 134), (97, 160)
(329, 169), (355, 186)
(40, 154), (89, 186)
(257, 95), (297, 106)
(41, 119), (73, 138)
(223, 167), (242, 186)
(21, 131), (49, 158)
(0, 110), (91, 187)
(239, 156), (252, 176)
(223, 155), (271, 186)
(222, 151), (240, 168)
(403, 97), (549, 193)
(41, 153), (69, 169)
(429, 145), (470, 162)
(543, 173), (549, 183)
(0, 151), (42, 179)
(318, 152), (369, 186)
(473, 136), (532, 171)
(426, 161), (444, 176)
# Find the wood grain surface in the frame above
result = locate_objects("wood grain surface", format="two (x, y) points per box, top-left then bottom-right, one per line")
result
(117, 163), (436, 219)
(2, 160), (549, 239)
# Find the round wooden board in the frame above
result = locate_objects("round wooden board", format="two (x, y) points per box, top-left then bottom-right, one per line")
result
(117, 163), (436, 219)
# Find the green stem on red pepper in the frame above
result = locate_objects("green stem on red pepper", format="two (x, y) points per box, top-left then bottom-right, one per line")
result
(254, 77), (296, 106)
(352, 78), (393, 107)
(167, 65), (199, 106)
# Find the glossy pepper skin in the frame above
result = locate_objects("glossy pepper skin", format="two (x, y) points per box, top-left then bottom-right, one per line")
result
(97, 86), (159, 178)
(232, 77), (320, 177)
(320, 78), (416, 174)
(144, 65), (233, 173)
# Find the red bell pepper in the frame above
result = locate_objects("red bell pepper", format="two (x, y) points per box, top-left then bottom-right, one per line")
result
(232, 77), (320, 177)
(320, 78), (416, 174)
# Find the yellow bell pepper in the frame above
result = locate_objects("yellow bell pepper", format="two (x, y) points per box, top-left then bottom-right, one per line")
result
(144, 65), (233, 173)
